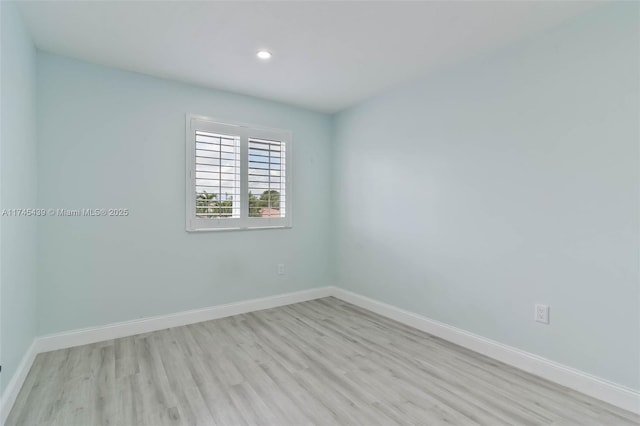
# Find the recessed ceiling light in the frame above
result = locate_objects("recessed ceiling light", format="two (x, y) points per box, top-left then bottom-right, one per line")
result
(256, 50), (272, 60)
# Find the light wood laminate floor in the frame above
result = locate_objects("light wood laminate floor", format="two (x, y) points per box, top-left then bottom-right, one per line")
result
(6, 297), (639, 425)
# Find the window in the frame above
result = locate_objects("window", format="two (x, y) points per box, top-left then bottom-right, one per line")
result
(186, 115), (292, 231)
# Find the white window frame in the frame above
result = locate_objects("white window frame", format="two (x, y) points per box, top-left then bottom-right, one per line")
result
(186, 114), (292, 232)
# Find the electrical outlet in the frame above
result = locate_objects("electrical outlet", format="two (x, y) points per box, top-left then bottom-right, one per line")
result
(277, 264), (285, 275)
(535, 304), (549, 324)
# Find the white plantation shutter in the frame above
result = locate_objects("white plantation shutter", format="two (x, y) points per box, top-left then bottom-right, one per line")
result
(186, 116), (292, 231)
(195, 131), (241, 219)
(248, 138), (286, 218)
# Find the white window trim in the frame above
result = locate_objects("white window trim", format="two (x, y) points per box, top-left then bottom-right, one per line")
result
(186, 114), (293, 232)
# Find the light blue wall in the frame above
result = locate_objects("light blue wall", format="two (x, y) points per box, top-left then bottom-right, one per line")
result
(5, 0), (638, 400)
(333, 3), (639, 390)
(0, 2), (38, 397)
(36, 53), (333, 334)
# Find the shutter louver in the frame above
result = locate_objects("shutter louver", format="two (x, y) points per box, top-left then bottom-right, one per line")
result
(195, 130), (241, 219)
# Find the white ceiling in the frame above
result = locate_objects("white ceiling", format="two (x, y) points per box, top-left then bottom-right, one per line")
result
(18, 1), (600, 113)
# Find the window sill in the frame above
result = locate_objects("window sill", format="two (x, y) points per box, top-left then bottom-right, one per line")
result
(186, 225), (292, 233)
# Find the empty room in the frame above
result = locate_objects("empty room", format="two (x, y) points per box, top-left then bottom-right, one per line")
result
(1, 1), (639, 425)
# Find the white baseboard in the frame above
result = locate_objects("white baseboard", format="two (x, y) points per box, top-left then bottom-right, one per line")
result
(331, 287), (640, 415)
(0, 340), (38, 425)
(37, 286), (333, 353)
